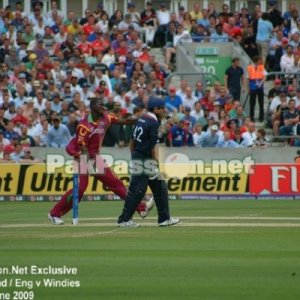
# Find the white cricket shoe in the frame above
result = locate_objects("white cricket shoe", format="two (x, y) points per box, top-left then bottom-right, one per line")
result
(118, 220), (140, 228)
(158, 217), (180, 227)
(139, 197), (155, 219)
(48, 213), (64, 225)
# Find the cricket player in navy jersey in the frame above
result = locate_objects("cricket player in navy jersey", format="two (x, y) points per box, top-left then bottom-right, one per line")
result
(117, 98), (180, 227)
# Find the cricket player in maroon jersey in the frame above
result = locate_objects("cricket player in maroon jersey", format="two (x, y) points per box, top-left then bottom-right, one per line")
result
(48, 97), (152, 225)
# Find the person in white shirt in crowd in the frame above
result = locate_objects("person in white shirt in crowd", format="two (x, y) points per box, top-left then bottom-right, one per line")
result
(51, 60), (66, 87)
(26, 115), (43, 143)
(118, 14), (140, 33)
(37, 119), (50, 147)
(96, 12), (110, 34)
(156, 3), (170, 27)
(190, 102), (204, 122)
(33, 89), (47, 111)
(280, 44), (295, 73)
(242, 122), (257, 147)
(125, 82), (138, 100)
(127, 3), (141, 24)
(54, 24), (67, 44)
(182, 86), (197, 109)
(67, 58), (84, 79)
(33, 16), (46, 36)
(4, 102), (16, 121)
(102, 47), (115, 67)
(122, 96), (136, 114)
(13, 85), (27, 109)
(17, 73), (32, 94)
(46, 1), (63, 19)
(80, 82), (94, 106)
(70, 73), (83, 95)
(94, 67), (112, 93)
(176, 79), (188, 99)
(193, 124), (206, 147)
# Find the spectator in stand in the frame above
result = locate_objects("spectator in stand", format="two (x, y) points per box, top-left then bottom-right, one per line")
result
(10, 142), (24, 162)
(0, 129), (9, 146)
(267, 30), (284, 70)
(182, 86), (197, 109)
(273, 37), (289, 71)
(176, 79), (187, 99)
(191, 101), (204, 122)
(181, 106), (196, 129)
(272, 88), (290, 135)
(280, 44), (295, 72)
(193, 124), (206, 147)
(279, 99), (299, 136)
(224, 57), (245, 101)
(267, 0), (284, 29)
(283, 2), (297, 22)
(165, 86), (183, 113)
(217, 130), (240, 148)
(210, 23), (229, 42)
(38, 119), (49, 146)
(202, 124), (220, 147)
(168, 119), (186, 147)
(19, 125), (36, 147)
(19, 148), (39, 163)
(154, 3), (170, 47)
(256, 12), (273, 58)
(190, 3), (202, 21)
(254, 128), (270, 148)
(192, 81), (204, 99)
(47, 115), (71, 147)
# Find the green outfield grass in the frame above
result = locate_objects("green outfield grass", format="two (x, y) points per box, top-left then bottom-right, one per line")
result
(0, 200), (300, 300)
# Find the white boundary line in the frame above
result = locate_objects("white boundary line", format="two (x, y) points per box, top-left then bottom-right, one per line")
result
(0, 223), (300, 228)
(79, 216), (300, 221)
(1, 216), (300, 229)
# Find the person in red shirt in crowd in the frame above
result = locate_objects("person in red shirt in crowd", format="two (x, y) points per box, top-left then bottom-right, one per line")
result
(153, 62), (165, 87)
(138, 44), (151, 64)
(199, 89), (211, 109)
(82, 14), (96, 37)
(96, 81), (110, 97)
(41, 54), (54, 72)
(116, 39), (128, 56)
(223, 16), (242, 38)
(76, 53), (90, 70)
(225, 118), (239, 139)
(91, 30), (110, 56)
(12, 111), (28, 127)
(48, 97), (150, 225)
(77, 33), (92, 56)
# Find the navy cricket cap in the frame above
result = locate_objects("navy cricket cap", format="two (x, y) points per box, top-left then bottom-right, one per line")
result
(147, 98), (165, 110)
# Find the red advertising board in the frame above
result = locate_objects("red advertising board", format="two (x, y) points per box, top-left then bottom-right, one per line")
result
(249, 164), (300, 195)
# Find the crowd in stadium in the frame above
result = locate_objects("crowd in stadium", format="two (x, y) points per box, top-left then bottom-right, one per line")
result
(0, 0), (300, 163)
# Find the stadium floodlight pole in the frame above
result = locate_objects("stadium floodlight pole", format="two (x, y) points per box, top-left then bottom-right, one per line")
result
(72, 170), (79, 225)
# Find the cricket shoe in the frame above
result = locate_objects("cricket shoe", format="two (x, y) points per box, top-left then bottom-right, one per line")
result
(158, 217), (180, 227)
(48, 213), (64, 225)
(118, 220), (140, 228)
(139, 197), (155, 219)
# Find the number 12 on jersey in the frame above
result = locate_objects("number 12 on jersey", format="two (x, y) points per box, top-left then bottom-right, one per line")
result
(133, 126), (144, 143)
